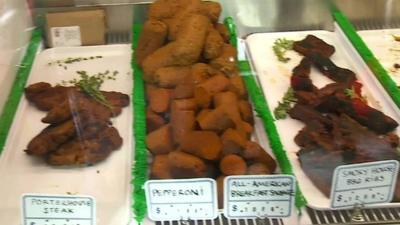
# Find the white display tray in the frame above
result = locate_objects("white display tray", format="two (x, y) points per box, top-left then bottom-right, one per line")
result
(245, 26), (400, 209)
(0, 44), (133, 224)
(359, 29), (400, 84)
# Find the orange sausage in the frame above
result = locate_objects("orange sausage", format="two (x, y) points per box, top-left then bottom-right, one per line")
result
(151, 154), (172, 179)
(239, 100), (254, 125)
(221, 128), (247, 155)
(247, 163), (271, 175)
(180, 131), (222, 160)
(173, 83), (195, 99)
(147, 85), (172, 113)
(197, 106), (235, 133)
(200, 2), (222, 23)
(242, 141), (277, 172)
(209, 44), (238, 76)
(146, 108), (166, 133)
(135, 20), (167, 66)
(194, 74), (230, 108)
(171, 109), (195, 144)
(219, 154), (247, 175)
(154, 66), (191, 88)
(171, 98), (198, 111)
(215, 23), (230, 43)
(168, 151), (207, 178)
(229, 75), (247, 99)
(146, 124), (175, 154)
(204, 28), (224, 60)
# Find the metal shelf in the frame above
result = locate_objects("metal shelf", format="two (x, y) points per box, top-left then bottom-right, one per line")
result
(31, 1), (400, 225)
(154, 214), (284, 225)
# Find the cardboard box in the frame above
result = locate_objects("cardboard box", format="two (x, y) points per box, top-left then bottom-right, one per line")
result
(46, 9), (106, 47)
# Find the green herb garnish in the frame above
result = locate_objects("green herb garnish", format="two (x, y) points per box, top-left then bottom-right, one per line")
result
(273, 38), (295, 63)
(344, 88), (355, 98)
(61, 70), (118, 108)
(273, 87), (297, 120)
(48, 56), (103, 68)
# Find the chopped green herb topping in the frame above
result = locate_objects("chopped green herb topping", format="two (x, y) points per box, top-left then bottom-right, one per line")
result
(272, 38), (295, 63)
(48, 56), (103, 68)
(60, 70), (118, 108)
(344, 88), (355, 98)
(273, 87), (297, 120)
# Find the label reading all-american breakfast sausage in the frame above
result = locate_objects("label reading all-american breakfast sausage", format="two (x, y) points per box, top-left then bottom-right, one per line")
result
(224, 175), (296, 219)
(22, 194), (95, 225)
(331, 160), (399, 208)
(144, 178), (218, 221)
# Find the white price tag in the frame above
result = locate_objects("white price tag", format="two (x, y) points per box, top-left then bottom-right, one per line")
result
(22, 194), (95, 225)
(145, 178), (218, 221)
(224, 175), (296, 219)
(331, 160), (399, 208)
(50, 26), (82, 47)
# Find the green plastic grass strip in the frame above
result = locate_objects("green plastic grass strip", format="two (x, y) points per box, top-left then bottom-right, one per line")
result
(332, 10), (400, 108)
(131, 24), (148, 223)
(0, 29), (42, 154)
(223, 17), (307, 209)
(223, 17), (238, 49)
(239, 61), (307, 210)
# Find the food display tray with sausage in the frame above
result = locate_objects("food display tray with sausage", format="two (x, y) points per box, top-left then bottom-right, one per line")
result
(246, 29), (400, 209)
(0, 44), (133, 225)
(133, 0), (280, 211)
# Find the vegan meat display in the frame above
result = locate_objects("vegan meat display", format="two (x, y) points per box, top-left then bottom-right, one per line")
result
(246, 30), (400, 208)
(288, 35), (400, 199)
(135, 0), (277, 206)
(24, 76), (130, 165)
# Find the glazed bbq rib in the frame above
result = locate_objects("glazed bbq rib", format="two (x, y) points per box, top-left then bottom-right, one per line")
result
(288, 35), (400, 200)
(293, 34), (335, 58)
(298, 147), (344, 196)
(298, 114), (400, 197)
(316, 94), (398, 134)
(335, 114), (399, 163)
(291, 58), (315, 92)
(307, 53), (356, 85)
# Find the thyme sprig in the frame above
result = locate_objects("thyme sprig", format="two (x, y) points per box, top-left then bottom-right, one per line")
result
(273, 38), (295, 63)
(273, 87), (297, 120)
(344, 88), (355, 98)
(48, 56), (103, 69)
(61, 70), (118, 108)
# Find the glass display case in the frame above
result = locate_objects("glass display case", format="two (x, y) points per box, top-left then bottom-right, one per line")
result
(1, 1), (400, 224)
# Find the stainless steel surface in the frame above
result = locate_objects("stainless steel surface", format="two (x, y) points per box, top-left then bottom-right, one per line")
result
(334, 0), (400, 30)
(219, 0), (335, 37)
(153, 214), (285, 225)
(33, 0), (153, 7)
(31, 0), (400, 45)
(306, 206), (400, 225)
(30, 1), (400, 225)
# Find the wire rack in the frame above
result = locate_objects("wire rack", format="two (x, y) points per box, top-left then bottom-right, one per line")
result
(352, 19), (400, 30)
(306, 206), (400, 225)
(154, 214), (284, 225)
